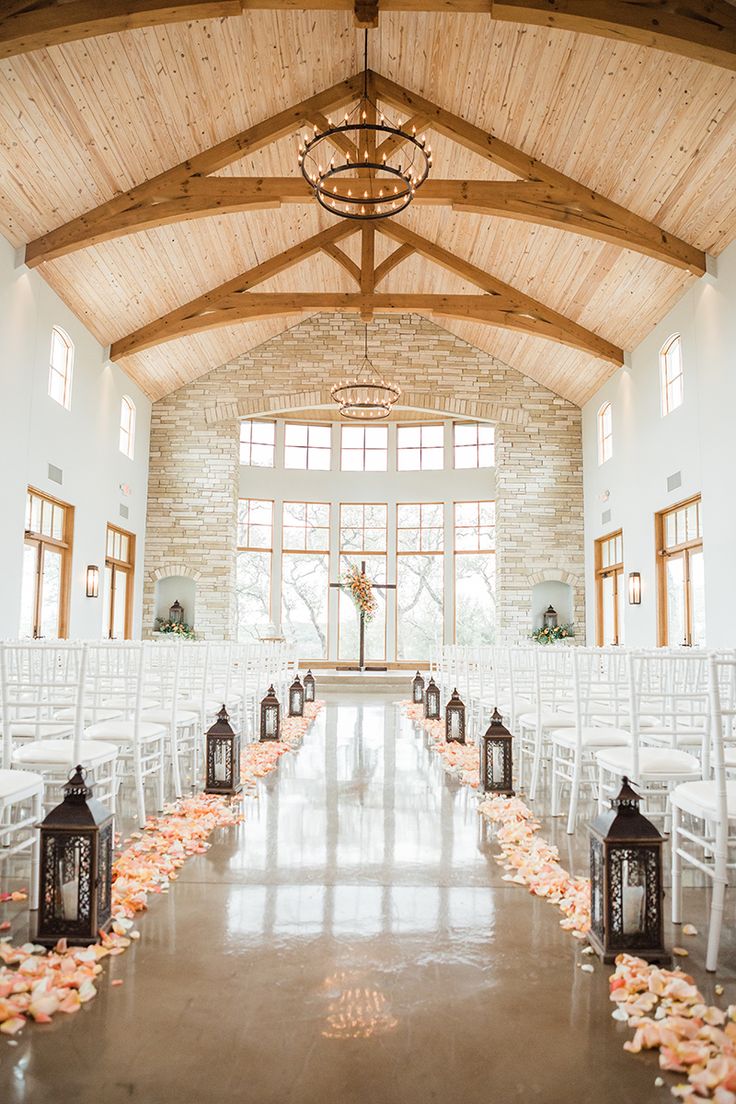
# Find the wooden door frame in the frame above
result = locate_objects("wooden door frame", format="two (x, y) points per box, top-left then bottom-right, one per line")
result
(105, 522), (136, 639)
(655, 494), (703, 646)
(24, 486), (74, 639)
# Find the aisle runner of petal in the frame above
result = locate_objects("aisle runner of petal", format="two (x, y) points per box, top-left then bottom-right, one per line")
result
(402, 701), (735, 1102)
(0, 702), (323, 1038)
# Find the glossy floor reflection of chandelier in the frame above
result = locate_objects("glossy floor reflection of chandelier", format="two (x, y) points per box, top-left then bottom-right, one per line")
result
(298, 31), (431, 220)
(331, 325), (401, 420)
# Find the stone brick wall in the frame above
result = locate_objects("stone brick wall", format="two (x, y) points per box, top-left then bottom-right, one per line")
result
(144, 313), (584, 642)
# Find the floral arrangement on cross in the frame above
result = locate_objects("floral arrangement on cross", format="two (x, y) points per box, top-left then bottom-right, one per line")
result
(530, 623), (575, 645)
(342, 563), (378, 623)
(155, 618), (196, 639)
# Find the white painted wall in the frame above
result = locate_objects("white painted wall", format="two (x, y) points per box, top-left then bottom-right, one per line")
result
(0, 235), (151, 639)
(582, 239), (736, 648)
(240, 420), (495, 661)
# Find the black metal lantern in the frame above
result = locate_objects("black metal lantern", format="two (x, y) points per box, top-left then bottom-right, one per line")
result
(445, 688), (466, 744)
(412, 671), (425, 704)
(36, 765), (113, 947)
(304, 669), (316, 703)
(260, 685), (281, 741)
(169, 598), (184, 625)
(289, 675), (305, 718)
(543, 605), (558, 629)
(480, 708), (514, 796)
(205, 705), (241, 796)
(424, 677), (440, 721)
(589, 777), (667, 963)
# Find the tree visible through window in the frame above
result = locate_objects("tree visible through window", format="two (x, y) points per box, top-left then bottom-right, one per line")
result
(236, 499), (273, 642)
(397, 503), (444, 659)
(281, 502), (330, 657)
(454, 501), (495, 645)
(338, 504), (387, 662)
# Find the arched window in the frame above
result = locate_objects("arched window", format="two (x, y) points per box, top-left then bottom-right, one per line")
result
(119, 396), (136, 459)
(660, 334), (684, 415)
(597, 401), (612, 464)
(48, 326), (73, 409)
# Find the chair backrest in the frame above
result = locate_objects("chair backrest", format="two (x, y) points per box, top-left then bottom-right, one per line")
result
(143, 638), (182, 720)
(628, 651), (709, 778)
(85, 642), (145, 736)
(707, 653), (736, 838)
(0, 641), (87, 768)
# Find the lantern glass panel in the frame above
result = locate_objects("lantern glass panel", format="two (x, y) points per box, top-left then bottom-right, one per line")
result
(590, 837), (604, 941)
(58, 840), (81, 921)
(214, 740), (229, 783)
(265, 704), (278, 738)
(621, 855), (647, 935)
(449, 709), (462, 740)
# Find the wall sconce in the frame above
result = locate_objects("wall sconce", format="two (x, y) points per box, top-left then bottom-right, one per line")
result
(628, 572), (641, 605)
(86, 565), (100, 598)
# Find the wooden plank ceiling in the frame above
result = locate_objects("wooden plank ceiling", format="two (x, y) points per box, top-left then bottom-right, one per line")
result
(0, 10), (735, 405)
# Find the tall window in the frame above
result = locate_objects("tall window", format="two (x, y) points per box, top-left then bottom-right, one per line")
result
(236, 499), (273, 641)
(397, 424), (444, 471)
(595, 530), (624, 646)
(20, 488), (73, 639)
(660, 334), (684, 415)
(597, 402), (612, 464)
(454, 501), (495, 645)
(284, 423), (331, 470)
(281, 502), (330, 658)
(396, 503), (444, 660)
(119, 396), (136, 459)
(453, 423), (495, 469)
(48, 326), (73, 409)
(656, 496), (704, 647)
(105, 525), (135, 639)
(338, 504), (388, 662)
(340, 425), (388, 472)
(240, 420), (275, 467)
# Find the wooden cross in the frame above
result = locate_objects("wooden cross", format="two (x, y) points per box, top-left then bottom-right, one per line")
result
(330, 559), (396, 671)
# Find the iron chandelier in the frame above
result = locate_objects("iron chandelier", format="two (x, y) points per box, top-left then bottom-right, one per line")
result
(331, 325), (401, 420)
(298, 32), (432, 220)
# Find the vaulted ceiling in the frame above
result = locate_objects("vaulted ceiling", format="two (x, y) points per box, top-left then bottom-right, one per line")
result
(1, 3), (736, 405)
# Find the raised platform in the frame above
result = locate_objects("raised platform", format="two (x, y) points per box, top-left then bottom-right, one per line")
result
(311, 669), (413, 694)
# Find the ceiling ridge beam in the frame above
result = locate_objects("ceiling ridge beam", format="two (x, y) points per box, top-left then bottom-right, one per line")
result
(2, 1), (736, 70)
(376, 220), (621, 363)
(113, 290), (625, 363)
(372, 70), (706, 274)
(24, 72), (363, 266)
(110, 222), (357, 358)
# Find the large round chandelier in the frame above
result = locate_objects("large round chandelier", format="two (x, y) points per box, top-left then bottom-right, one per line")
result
(331, 326), (401, 420)
(298, 33), (432, 220)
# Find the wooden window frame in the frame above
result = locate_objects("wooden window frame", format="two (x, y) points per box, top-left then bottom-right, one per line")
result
(23, 486), (74, 639)
(239, 419), (276, 467)
(395, 502), (445, 662)
(119, 395), (136, 459)
(452, 422), (495, 470)
(660, 333), (684, 416)
(48, 326), (73, 410)
(594, 529), (624, 646)
(655, 494), (703, 647)
(281, 500), (331, 662)
(396, 422), (445, 471)
(282, 500), (330, 553)
(238, 497), (274, 551)
(283, 421), (332, 471)
(597, 401), (613, 465)
(105, 523), (135, 640)
(237, 497), (274, 632)
(453, 500), (496, 643)
(339, 424), (388, 472)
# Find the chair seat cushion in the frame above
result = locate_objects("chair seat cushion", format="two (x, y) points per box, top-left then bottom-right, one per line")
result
(551, 726), (630, 749)
(641, 728), (704, 748)
(142, 708), (198, 726)
(55, 706), (122, 724)
(518, 710), (575, 730)
(178, 697), (238, 716)
(0, 768), (44, 800)
(85, 720), (166, 743)
(12, 739), (118, 766)
(7, 721), (74, 740)
(595, 746), (700, 778)
(671, 780), (736, 819)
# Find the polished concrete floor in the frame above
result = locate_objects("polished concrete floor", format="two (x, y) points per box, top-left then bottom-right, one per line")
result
(1, 694), (733, 1103)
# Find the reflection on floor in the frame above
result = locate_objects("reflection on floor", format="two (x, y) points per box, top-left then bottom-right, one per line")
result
(1, 693), (733, 1103)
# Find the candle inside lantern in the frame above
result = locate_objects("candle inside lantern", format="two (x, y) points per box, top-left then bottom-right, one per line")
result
(449, 711), (460, 740)
(213, 742), (228, 783)
(57, 846), (79, 921)
(621, 858), (646, 934)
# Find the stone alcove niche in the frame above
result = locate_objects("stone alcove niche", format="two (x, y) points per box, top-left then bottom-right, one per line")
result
(153, 572), (198, 631)
(528, 569), (581, 633)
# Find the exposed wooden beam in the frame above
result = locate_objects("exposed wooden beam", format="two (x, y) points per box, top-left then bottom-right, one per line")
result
(24, 173), (707, 273)
(360, 225), (375, 319)
(3, 1), (736, 71)
(112, 290), (625, 362)
(110, 222), (357, 358)
(372, 71), (707, 274)
(377, 220), (620, 363)
(304, 112), (358, 162)
(375, 113), (430, 162)
(374, 243), (414, 285)
(24, 72), (363, 266)
(322, 241), (361, 284)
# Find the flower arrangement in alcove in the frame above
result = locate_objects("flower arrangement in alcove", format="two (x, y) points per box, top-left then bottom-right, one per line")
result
(530, 623), (575, 644)
(155, 618), (196, 639)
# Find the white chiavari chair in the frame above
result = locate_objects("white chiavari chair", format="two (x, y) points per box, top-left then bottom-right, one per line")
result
(517, 646), (575, 800)
(671, 653), (736, 972)
(142, 640), (199, 797)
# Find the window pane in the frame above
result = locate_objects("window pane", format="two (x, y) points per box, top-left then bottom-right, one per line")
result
(284, 502), (306, 526)
(285, 423), (308, 446)
(365, 426), (387, 449)
(666, 555), (686, 647)
(52, 505), (64, 540)
(309, 504), (330, 528)
(40, 546), (62, 639)
(364, 448), (387, 472)
(455, 553), (495, 645)
(422, 425), (443, 447)
(602, 574), (616, 646)
(30, 495), (41, 534)
(111, 569), (128, 639)
(249, 525), (271, 550)
(398, 426), (420, 448)
(689, 549), (706, 646)
(284, 446), (306, 469)
(363, 527), (385, 552)
(342, 426), (364, 449)
(250, 444), (274, 467)
(397, 448), (420, 471)
(455, 527), (476, 551)
(251, 422), (275, 445)
(307, 526), (330, 551)
(422, 448), (443, 471)
(477, 443), (495, 468)
(342, 449), (364, 472)
(398, 504), (419, 528)
(41, 499), (53, 538)
(455, 502), (476, 527)
(283, 526), (304, 551)
(398, 527), (420, 552)
(237, 550), (271, 642)
(454, 445), (476, 469)
(665, 513), (677, 549)
(365, 504), (386, 528)
(309, 425), (332, 449)
(397, 555), (443, 660)
(308, 447), (331, 471)
(422, 503), (443, 528)
(282, 554), (329, 658)
(478, 425), (495, 445)
(454, 424), (477, 446)
(19, 543), (37, 638)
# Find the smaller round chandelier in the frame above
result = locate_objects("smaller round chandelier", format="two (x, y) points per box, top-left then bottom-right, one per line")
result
(298, 32), (432, 220)
(331, 326), (401, 420)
